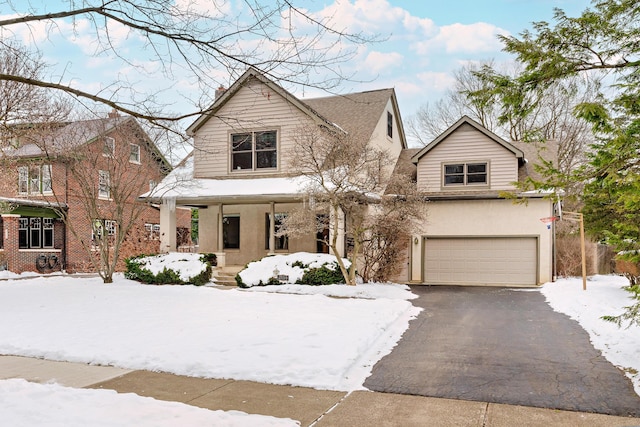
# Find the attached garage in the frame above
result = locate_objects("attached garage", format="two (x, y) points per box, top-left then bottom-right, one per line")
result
(423, 237), (538, 286)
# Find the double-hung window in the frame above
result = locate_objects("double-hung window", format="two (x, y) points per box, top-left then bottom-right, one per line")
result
(98, 170), (111, 199)
(18, 165), (52, 195)
(231, 130), (277, 171)
(103, 137), (115, 157)
(19, 217), (54, 249)
(444, 162), (488, 186)
(129, 143), (140, 163)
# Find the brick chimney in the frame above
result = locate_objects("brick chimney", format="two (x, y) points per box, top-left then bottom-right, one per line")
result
(215, 85), (227, 100)
(108, 108), (120, 118)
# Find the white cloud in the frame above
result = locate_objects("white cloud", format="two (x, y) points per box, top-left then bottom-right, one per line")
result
(413, 22), (508, 55)
(364, 51), (403, 74)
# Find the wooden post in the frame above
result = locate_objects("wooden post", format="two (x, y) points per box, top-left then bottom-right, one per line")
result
(562, 212), (587, 290)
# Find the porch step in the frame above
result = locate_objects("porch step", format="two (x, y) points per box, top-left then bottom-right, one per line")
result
(211, 268), (242, 287)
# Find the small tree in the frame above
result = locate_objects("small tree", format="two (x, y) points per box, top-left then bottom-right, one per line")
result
(280, 124), (426, 285)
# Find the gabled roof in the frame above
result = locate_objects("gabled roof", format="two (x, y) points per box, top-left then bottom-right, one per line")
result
(186, 68), (406, 148)
(305, 88), (407, 149)
(187, 68), (342, 136)
(411, 115), (524, 164)
(4, 116), (171, 172)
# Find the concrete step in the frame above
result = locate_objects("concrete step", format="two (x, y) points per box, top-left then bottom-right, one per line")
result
(212, 269), (239, 287)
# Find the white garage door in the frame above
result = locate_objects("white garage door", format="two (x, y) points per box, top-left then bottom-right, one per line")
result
(423, 237), (537, 286)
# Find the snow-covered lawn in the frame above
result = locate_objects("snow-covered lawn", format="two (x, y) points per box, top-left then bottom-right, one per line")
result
(0, 267), (639, 425)
(0, 273), (418, 425)
(541, 275), (640, 395)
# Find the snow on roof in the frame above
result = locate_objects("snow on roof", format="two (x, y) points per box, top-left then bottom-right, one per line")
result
(140, 155), (309, 202)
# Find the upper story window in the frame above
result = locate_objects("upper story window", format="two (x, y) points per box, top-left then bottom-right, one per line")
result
(444, 162), (488, 186)
(98, 170), (111, 199)
(231, 130), (277, 171)
(387, 112), (393, 138)
(103, 137), (115, 157)
(129, 143), (140, 163)
(18, 165), (52, 195)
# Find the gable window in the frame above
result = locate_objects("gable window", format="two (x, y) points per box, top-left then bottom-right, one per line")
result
(231, 130), (277, 171)
(444, 162), (488, 186)
(98, 170), (111, 199)
(387, 112), (393, 138)
(129, 143), (140, 163)
(265, 213), (288, 250)
(19, 217), (54, 249)
(18, 165), (52, 195)
(223, 215), (240, 249)
(103, 137), (115, 157)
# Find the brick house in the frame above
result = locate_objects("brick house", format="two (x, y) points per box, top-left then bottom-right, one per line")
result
(0, 114), (190, 273)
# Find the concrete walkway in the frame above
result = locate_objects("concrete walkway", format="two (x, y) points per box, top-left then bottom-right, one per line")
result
(2, 355), (640, 426)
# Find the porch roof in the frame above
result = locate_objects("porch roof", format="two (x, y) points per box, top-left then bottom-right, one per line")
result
(138, 155), (308, 206)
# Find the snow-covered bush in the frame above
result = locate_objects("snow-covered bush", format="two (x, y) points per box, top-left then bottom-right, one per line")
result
(125, 253), (214, 286)
(236, 252), (350, 288)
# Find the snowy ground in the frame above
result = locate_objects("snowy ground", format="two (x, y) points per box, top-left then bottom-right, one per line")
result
(0, 264), (638, 425)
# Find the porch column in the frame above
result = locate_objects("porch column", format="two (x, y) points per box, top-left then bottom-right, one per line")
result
(159, 197), (176, 253)
(268, 202), (276, 255)
(217, 203), (224, 251)
(1, 214), (19, 272)
(216, 203), (226, 267)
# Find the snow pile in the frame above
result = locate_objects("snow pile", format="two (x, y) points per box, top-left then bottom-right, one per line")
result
(542, 275), (640, 394)
(0, 379), (298, 426)
(237, 252), (351, 287)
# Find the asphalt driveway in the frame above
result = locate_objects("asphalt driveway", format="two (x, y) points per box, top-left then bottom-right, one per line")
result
(363, 286), (640, 417)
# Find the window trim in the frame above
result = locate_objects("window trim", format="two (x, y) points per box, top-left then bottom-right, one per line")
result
(103, 136), (115, 157)
(387, 111), (393, 138)
(129, 143), (141, 164)
(442, 161), (489, 188)
(229, 129), (278, 172)
(18, 217), (55, 249)
(17, 164), (53, 195)
(98, 170), (111, 199)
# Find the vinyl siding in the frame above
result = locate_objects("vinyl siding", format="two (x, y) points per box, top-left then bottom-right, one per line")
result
(193, 78), (316, 178)
(416, 125), (518, 192)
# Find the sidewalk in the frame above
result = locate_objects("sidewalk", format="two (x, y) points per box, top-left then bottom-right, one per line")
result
(2, 355), (639, 426)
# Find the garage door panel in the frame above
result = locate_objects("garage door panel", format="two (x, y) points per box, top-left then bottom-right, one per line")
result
(424, 237), (537, 286)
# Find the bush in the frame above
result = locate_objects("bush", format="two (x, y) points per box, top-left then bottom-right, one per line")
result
(236, 252), (350, 287)
(125, 253), (214, 286)
(297, 265), (345, 286)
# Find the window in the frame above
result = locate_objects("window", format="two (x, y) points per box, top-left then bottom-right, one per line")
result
(231, 130), (277, 171)
(98, 170), (111, 199)
(444, 162), (488, 186)
(103, 137), (115, 156)
(387, 112), (393, 138)
(265, 213), (288, 250)
(92, 219), (117, 246)
(129, 143), (140, 163)
(149, 180), (157, 192)
(18, 217), (54, 249)
(223, 215), (240, 249)
(145, 223), (161, 239)
(18, 165), (52, 195)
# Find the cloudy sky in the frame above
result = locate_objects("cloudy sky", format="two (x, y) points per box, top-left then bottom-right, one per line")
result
(1, 0), (592, 128)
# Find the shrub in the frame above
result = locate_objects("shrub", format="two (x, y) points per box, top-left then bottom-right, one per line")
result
(297, 265), (345, 286)
(125, 253), (214, 286)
